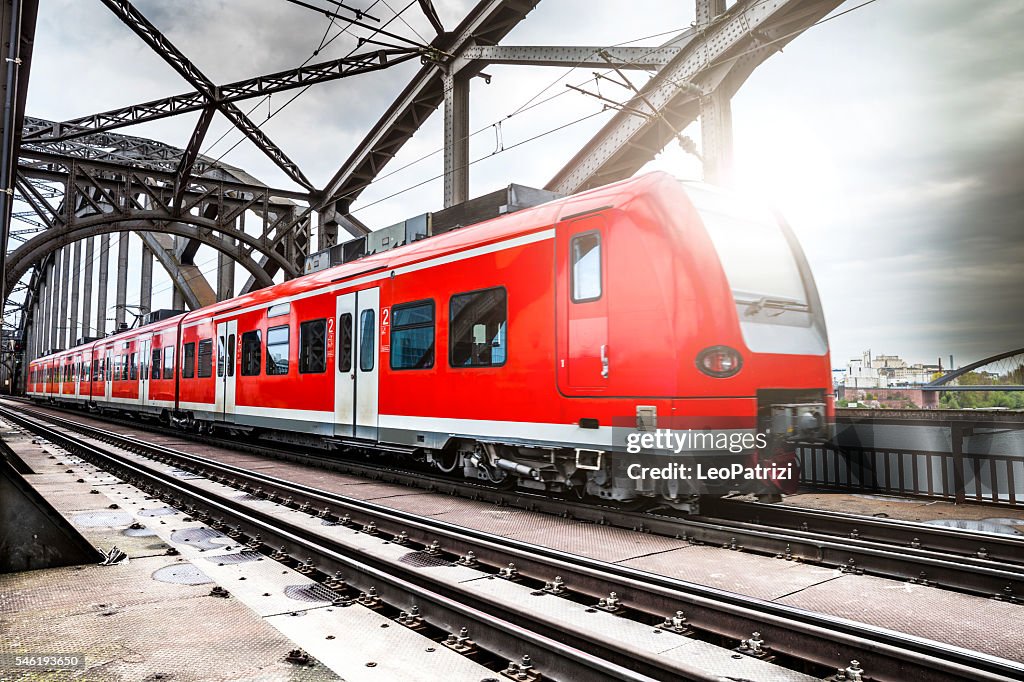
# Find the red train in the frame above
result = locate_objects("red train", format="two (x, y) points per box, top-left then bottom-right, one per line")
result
(26, 172), (832, 508)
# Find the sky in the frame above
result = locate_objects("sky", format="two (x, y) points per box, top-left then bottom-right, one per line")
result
(16, 0), (1024, 370)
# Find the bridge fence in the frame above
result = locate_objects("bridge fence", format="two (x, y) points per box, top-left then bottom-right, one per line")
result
(797, 410), (1024, 506)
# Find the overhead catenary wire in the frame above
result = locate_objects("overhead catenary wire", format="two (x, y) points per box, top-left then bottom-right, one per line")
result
(331, 0), (884, 212)
(21, 0), (886, 326)
(205, 0), (417, 165)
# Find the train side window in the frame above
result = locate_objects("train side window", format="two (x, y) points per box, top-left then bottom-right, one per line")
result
(151, 349), (161, 379)
(359, 309), (375, 372)
(241, 330), (262, 376)
(162, 346), (174, 379)
(217, 334), (225, 377)
(106, 357), (111, 381)
(450, 287), (507, 367)
(266, 325), (290, 375)
(183, 342), (196, 378)
(338, 313), (353, 373)
(390, 300), (433, 370)
(121, 356), (129, 381)
(227, 334), (235, 377)
(570, 231), (602, 302)
(299, 319), (327, 374)
(197, 339), (213, 378)
(129, 353), (138, 381)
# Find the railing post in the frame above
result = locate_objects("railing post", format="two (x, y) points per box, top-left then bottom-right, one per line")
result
(951, 421), (967, 504)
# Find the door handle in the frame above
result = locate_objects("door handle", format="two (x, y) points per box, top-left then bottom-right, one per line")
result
(600, 344), (609, 379)
(350, 372), (356, 380)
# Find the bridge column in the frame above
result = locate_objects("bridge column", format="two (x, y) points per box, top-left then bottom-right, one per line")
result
(170, 236), (185, 310)
(700, 89), (734, 186)
(696, 0), (733, 187)
(96, 235), (110, 336)
(443, 71), (469, 208)
(40, 262), (50, 354)
(58, 246), (70, 349)
(26, 310), (35, 363)
(217, 235), (235, 302)
(82, 237), (94, 337)
(317, 210), (338, 250)
(69, 240), (82, 345)
(140, 244), (153, 317)
(114, 232), (129, 330)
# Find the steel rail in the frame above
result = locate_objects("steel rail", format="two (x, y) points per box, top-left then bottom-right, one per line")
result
(11, 398), (1024, 600)
(10, 399), (1024, 599)
(699, 498), (1024, 567)
(0, 406), (677, 682)
(3, 402), (1023, 682)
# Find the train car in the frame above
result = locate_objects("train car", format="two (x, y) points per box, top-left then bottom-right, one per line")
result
(26, 172), (832, 507)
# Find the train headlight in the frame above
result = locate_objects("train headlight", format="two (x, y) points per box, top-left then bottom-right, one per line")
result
(696, 346), (742, 378)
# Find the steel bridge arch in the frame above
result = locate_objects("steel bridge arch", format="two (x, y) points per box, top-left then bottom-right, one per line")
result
(4, 211), (299, 303)
(926, 348), (1024, 386)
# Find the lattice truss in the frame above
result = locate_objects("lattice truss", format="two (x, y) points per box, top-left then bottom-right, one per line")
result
(3, 0), (848, 361)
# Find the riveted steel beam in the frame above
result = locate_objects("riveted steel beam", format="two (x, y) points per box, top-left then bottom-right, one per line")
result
(547, 0), (843, 194)
(319, 0), (540, 212)
(98, 0), (314, 191)
(21, 48), (420, 145)
(460, 45), (679, 70)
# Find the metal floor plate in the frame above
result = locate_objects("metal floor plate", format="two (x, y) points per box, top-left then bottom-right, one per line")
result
(0, 556), (338, 681)
(776, 573), (1024, 662)
(617, 545), (843, 600)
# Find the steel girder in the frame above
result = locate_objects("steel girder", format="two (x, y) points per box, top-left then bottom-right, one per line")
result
(98, 0), (314, 191)
(8, 148), (308, 304)
(318, 0), (541, 219)
(21, 48), (422, 145)
(458, 45), (680, 69)
(546, 0), (843, 194)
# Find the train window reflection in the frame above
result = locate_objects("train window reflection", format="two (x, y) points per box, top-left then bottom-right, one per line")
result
(241, 330), (262, 376)
(450, 287), (507, 367)
(390, 301), (433, 370)
(339, 313), (353, 373)
(359, 309), (375, 372)
(183, 343), (196, 378)
(299, 319), (327, 374)
(198, 339), (213, 378)
(162, 346), (174, 379)
(571, 231), (601, 302)
(266, 325), (289, 375)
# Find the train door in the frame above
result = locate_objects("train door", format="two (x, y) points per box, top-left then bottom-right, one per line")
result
(556, 213), (609, 395)
(214, 320), (237, 420)
(334, 287), (379, 440)
(138, 338), (150, 407)
(104, 347), (113, 401)
(73, 354), (81, 400)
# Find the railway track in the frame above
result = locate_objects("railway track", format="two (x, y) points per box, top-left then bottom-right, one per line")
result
(697, 497), (1024, 567)
(8, 398), (1024, 602)
(3, 401), (1024, 682)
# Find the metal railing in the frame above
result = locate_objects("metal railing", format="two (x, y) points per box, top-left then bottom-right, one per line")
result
(798, 409), (1024, 505)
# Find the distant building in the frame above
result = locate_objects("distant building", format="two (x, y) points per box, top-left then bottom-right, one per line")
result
(844, 350), (943, 389)
(846, 350), (885, 388)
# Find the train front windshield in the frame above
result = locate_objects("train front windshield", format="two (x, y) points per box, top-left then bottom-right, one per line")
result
(684, 183), (808, 308)
(683, 182), (828, 355)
